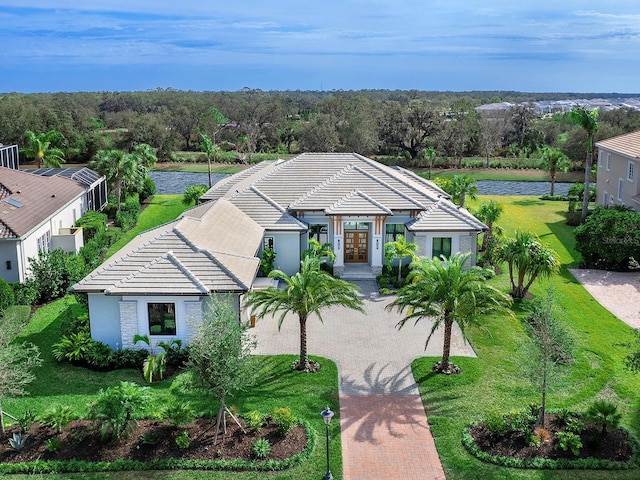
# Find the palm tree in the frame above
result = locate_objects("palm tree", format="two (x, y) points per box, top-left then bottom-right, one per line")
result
(22, 130), (65, 168)
(495, 230), (560, 299)
(182, 184), (208, 206)
(244, 256), (364, 371)
(387, 253), (512, 373)
(475, 200), (504, 252)
(384, 235), (418, 283)
(566, 106), (599, 220)
(199, 132), (218, 188)
(540, 146), (569, 196)
(450, 174), (478, 207)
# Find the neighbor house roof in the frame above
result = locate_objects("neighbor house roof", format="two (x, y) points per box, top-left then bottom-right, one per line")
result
(596, 130), (640, 160)
(0, 167), (85, 239)
(72, 199), (263, 295)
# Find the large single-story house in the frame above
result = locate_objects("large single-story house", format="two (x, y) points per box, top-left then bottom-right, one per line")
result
(595, 130), (640, 211)
(0, 166), (107, 283)
(73, 153), (486, 349)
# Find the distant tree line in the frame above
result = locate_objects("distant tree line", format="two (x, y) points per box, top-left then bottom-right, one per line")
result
(1, 89), (639, 168)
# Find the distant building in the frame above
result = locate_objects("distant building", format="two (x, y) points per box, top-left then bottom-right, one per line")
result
(0, 145), (20, 170)
(595, 130), (640, 212)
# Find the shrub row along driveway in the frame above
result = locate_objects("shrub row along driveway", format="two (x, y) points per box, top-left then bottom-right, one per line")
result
(252, 279), (475, 479)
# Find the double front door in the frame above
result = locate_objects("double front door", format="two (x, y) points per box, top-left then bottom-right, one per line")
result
(344, 231), (368, 263)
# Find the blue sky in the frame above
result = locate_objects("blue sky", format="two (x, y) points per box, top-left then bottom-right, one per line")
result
(1, 1), (639, 93)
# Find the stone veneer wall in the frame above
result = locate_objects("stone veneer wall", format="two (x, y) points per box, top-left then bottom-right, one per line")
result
(119, 301), (138, 349)
(184, 301), (203, 343)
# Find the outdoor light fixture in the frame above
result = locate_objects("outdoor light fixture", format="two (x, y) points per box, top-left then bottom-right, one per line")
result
(320, 406), (334, 480)
(376, 238), (379, 249)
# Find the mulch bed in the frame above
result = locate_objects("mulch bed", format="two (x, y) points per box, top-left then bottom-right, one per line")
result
(1, 417), (307, 464)
(469, 413), (633, 463)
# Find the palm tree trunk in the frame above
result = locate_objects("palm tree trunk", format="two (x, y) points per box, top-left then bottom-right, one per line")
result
(298, 315), (309, 370)
(440, 318), (453, 370)
(397, 258), (403, 283)
(581, 149), (592, 220)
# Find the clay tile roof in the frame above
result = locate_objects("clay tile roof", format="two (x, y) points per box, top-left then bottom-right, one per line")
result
(596, 130), (640, 159)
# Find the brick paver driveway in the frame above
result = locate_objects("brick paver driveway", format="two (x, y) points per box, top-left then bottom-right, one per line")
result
(251, 280), (476, 479)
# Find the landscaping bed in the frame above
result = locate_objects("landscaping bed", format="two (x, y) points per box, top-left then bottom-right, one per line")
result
(464, 413), (636, 469)
(0, 417), (312, 473)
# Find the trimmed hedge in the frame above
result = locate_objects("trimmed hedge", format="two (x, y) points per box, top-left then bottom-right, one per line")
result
(0, 420), (316, 474)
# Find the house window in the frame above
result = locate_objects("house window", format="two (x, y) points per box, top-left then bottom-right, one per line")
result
(344, 221), (369, 231)
(617, 178), (623, 201)
(602, 191), (608, 206)
(263, 236), (274, 250)
(385, 224), (405, 243)
(37, 231), (51, 253)
(309, 224), (328, 244)
(5, 261), (11, 270)
(628, 161), (635, 182)
(606, 153), (611, 171)
(598, 151), (602, 168)
(148, 303), (176, 336)
(432, 237), (452, 259)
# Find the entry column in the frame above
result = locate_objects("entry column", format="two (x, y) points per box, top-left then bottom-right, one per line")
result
(331, 216), (344, 276)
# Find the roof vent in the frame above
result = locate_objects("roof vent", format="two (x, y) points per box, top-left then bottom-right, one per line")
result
(5, 198), (23, 208)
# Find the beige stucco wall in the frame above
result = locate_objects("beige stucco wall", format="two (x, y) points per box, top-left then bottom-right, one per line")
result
(596, 148), (640, 211)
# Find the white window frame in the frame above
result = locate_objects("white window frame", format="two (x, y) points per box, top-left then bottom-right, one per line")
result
(37, 231), (51, 253)
(617, 178), (623, 201)
(598, 150), (603, 168)
(628, 161), (635, 182)
(308, 224), (329, 244)
(602, 191), (608, 206)
(263, 236), (274, 250)
(606, 153), (611, 171)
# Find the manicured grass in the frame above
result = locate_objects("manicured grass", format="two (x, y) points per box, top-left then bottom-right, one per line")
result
(105, 195), (188, 258)
(5, 296), (341, 479)
(414, 195), (640, 479)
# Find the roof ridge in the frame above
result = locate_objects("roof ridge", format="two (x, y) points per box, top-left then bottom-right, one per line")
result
(249, 186), (288, 214)
(200, 250), (251, 291)
(163, 252), (210, 294)
(350, 165), (426, 209)
(391, 166), (450, 199)
(328, 189), (393, 214)
(289, 164), (355, 208)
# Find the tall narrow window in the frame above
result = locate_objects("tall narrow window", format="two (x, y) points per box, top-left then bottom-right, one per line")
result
(432, 237), (452, 259)
(628, 161), (635, 182)
(263, 236), (274, 250)
(617, 178), (623, 201)
(598, 151), (602, 168)
(606, 153), (611, 171)
(385, 224), (405, 243)
(309, 224), (328, 244)
(37, 231), (51, 253)
(148, 303), (176, 336)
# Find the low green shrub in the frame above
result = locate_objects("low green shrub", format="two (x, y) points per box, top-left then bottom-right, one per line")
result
(38, 405), (76, 433)
(175, 430), (189, 449)
(0, 278), (15, 312)
(556, 431), (583, 456)
(272, 407), (296, 434)
(252, 438), (271, 459)
(52, 331), (95, 363)
(44, 437), (62, 453)
(244, 411), (266, 431)
(162, 403), (195, 428)
(11, 280), (38, 306)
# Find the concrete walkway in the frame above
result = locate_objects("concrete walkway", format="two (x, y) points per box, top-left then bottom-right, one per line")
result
(570, 269), (640, 328)
(252, 280), (476, 479)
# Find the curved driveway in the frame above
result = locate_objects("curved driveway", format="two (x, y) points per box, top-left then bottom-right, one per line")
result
(252, 280), (476, 479)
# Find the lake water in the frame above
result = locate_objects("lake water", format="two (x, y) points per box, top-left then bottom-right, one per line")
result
(149, 171), (572, 197)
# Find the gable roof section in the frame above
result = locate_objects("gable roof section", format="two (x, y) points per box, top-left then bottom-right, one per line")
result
(290, 164), (425, 211)
(596, 130), (640, 160)
(229, 187), (307, 231)
(0, 167), (85, 239)
(200, 161), (278, 202)
(326, 190), (394, 215)
(73, 199), (263, 295)
(407, 199), (486, 232)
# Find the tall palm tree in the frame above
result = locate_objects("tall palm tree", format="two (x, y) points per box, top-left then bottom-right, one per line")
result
(244, 256), (364, 371)
(387, 252), (513, 373)
(22, 130), (65, 168)
(475, 200), (504, 252)
(566, 106), (599, 220)
(384, 234), (418, 283)
(495, 230), (560, 299)
(540, 146), (569, 196)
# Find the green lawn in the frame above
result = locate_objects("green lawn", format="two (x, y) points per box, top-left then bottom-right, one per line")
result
(106, 195), (188, 258)
(4, 296), (341, 479)
(415, 196), (640, 479)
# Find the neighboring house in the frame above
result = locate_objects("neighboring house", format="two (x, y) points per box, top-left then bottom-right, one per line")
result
(0, 144), (20, 170)
(0, 167), (106, 283)
(595, 130), (640, 211)
(73, 152), (486, 350)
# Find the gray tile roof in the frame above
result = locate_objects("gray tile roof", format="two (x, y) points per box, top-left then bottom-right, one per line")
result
(407, 199), (486, 232)
(73, 199), (263, 295)
(326, 190), (394, 215)
(0, 167), (85, 239)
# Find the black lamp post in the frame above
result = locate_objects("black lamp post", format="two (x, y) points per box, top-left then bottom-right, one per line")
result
(321, 406), (334, 480)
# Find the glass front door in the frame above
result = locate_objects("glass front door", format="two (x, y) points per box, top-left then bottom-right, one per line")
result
(344, 231), (368, 263)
